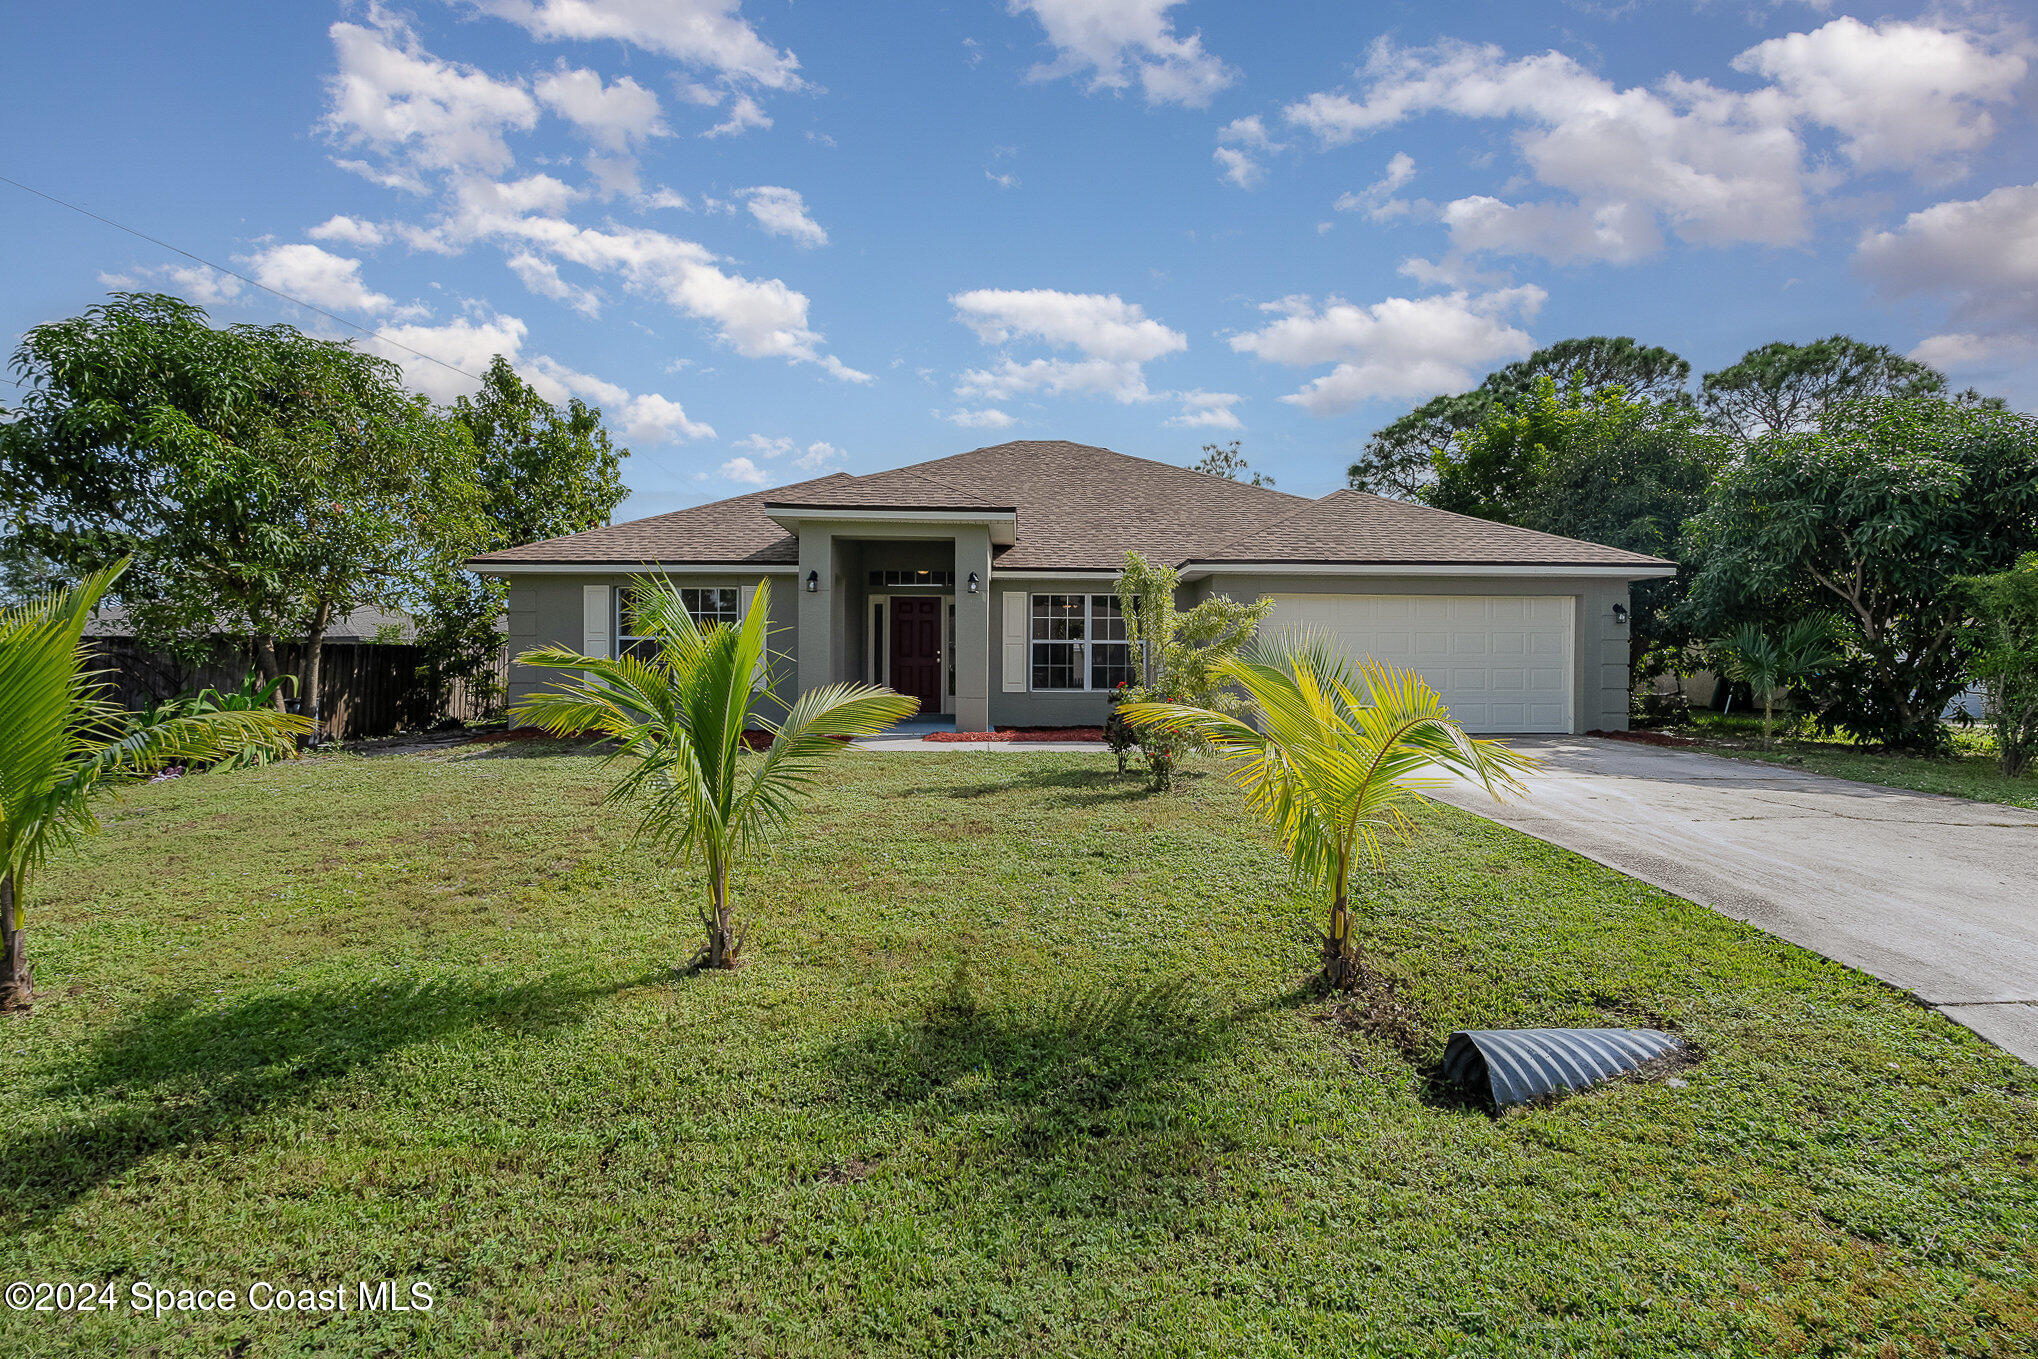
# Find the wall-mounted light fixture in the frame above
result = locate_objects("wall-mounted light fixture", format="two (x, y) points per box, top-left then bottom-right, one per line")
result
(805, 569), (820, 593)
(1612, 603), (1629, 625)
(966, 571), (980, 594)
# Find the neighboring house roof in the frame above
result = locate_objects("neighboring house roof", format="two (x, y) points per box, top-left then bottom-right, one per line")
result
(467, 440), (1673, 572)
(85, 604), (418, 643)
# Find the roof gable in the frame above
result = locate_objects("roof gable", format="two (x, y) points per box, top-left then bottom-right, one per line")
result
(469, 442), (1671, 572)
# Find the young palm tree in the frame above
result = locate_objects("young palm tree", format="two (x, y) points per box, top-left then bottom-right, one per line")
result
(1, 561), (312, 1010)
(1121, 638), (1536, 989)
(511, 578), (918, 971)
(1713, 615), (1838, 750)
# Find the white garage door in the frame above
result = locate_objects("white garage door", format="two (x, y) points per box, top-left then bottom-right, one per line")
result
(1265, 594), (1574, 733)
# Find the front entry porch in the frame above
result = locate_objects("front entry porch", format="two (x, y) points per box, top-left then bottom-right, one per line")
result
(791, 516), (997, 730)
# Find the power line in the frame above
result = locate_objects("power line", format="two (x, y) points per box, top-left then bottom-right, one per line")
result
(0, 172), (486, 386)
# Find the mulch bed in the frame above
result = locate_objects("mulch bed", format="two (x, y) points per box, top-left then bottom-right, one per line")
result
(464, 727), (556, 744)
(924, 727), (1106, 743)
(1588, 728), (1703, 748)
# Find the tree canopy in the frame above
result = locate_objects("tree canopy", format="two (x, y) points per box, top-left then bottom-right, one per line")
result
(1681, 396), (2038, 748)
(2, 293), (481, 698)
(1696, 336), (1945, 444)
(413, 357), (632, 717)
(1, 293), (634, 728)
(1348, 336), (1689, 497)
(1427, 377), (1726, 680)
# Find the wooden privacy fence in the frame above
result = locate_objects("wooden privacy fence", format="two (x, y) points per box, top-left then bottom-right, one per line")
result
(88, 638), (511, 740)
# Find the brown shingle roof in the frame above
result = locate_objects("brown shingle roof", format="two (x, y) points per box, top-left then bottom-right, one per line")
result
(468, 472), (850, 565)
(469, 442), (1671, 572)
(763, 465), (1013, 510)
(1195, 490), (1672, 567)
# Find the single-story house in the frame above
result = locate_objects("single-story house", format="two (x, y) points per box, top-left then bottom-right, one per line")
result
(469, 440), (1674, 735)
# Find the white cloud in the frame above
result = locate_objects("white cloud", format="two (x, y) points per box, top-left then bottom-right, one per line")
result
(951, 288), (1186, 364)
(1333, 151), (1417, 219)
(1283, 38), (1809, 259)
(950, 288), (1187, 406)
(728, 434), (843, 470)
(1733, 17), (2028, 181)
(794, 440), (846, 471)
(1270, 19), (2030, 267)
(99, 263), (244, 307)
(308, 214), (389, 249)
(1230, 287), (1545, 416)
(718, 455), (772, 485)
(506, 250), (603, 316)
(987, 169), (1020, 190)
(323, 17), (538, 178)
(731, 433), (795, 459)
(1011, 0), (1235, 107)
(583, 153), (643, 199)
(1438, 196), (1663, 264)
(1214, 115), (1284, 188)
(703, 92), (772, 138)
(363, 312), (532, 402)
(332, 158), (430, 195)
(313, 11), (861, 387)
(415, 203), (865, 377)
(466, 0), (803, 89)
(240, 242), (398, 315)
(534, 67), (667, 150)
(1166, 389), (1244, 430)
(529, 355), (715, 443)
(947, 407), (1017, 429)
(740, 186), (827, 247)
(1908, 331), (2036, 370)
(1856, 181), (2038, 335)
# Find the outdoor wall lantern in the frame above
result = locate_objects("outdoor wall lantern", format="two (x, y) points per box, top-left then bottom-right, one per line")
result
(966, 571), (981, 594)
(805, 569), (820, 593)
(1612, 603), (1629, 625)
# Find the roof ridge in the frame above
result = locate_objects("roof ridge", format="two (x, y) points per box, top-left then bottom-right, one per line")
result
(1196, 488), (1354, 559)
(904, 439), (1309, 505)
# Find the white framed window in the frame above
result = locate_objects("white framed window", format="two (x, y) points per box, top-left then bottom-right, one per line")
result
(1030, 593), (1134, 691)
(616, 586), (739, 659)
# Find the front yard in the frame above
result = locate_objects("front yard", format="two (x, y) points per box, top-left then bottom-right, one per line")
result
(4, 745), (2034, 1356)
(1643, 714), (2038, 810)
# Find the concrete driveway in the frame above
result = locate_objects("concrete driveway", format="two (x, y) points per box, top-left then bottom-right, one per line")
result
(1426, 737), (2038, 1065)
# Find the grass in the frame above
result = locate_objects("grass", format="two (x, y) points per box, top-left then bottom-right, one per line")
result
(1648, 712), (2038, 810)
(3, 743), (2035, 1357)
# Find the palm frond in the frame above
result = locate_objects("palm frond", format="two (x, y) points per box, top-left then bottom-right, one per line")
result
(1125, 647), (1535, 896)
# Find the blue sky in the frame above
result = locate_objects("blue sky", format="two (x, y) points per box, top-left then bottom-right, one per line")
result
(4, 1), (2034, 517)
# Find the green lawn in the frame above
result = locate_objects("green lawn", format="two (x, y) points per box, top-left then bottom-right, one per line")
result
(1655, 714), (2038, 810)
(4, 745), (2034, 1357)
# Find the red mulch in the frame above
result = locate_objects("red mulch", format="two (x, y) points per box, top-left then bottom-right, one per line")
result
(741, 731), (851, 749)
(924, 727), (1106, 743)
(1589, 728), (1702, 747)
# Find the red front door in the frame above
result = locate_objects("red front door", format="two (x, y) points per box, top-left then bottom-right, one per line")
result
(889, 597), (943, 713)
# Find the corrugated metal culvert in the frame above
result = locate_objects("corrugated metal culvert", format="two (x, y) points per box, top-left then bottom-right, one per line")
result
(1443, 1028), (1688, 1110)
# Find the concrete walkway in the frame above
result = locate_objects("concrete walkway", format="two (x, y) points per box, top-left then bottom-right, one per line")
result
(1426, 737), (2038, 1065)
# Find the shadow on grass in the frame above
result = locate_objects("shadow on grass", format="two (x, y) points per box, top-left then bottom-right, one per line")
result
(824, 963), (1235, 1148)
(9, 969), (656, 1217)
(900, 764), (1207, 806)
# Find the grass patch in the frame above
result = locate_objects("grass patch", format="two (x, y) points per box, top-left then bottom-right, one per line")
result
(1648, 713), (2038, 810)
(3, 745), (2034, 1356)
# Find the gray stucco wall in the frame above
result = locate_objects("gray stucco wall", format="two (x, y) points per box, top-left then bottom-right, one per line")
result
(1189, 572), (1635, 733)
(503, 564), (1639, 736)
(985, 575), (1143, 730)
(502, 571), (799, 718)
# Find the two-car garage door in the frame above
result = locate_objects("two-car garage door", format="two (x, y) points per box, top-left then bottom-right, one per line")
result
(1264, 594), (1574, 733)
